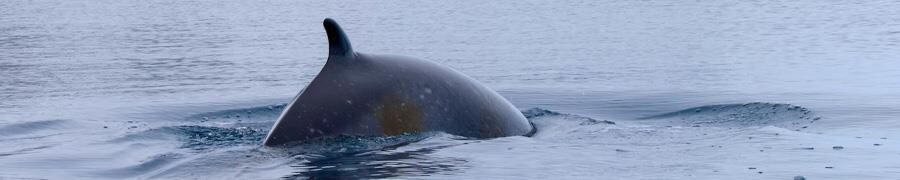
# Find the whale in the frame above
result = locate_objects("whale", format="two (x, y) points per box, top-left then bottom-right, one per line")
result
(263, 18), (534, 146)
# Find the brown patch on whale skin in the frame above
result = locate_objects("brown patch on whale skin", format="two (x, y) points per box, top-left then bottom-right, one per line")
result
(376, 96), (423, 136)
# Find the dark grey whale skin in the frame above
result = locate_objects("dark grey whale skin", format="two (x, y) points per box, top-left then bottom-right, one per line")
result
(263, 18), (533, 146)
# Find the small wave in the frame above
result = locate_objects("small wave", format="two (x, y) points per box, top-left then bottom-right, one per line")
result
(109, 125), (267, 150)
(0, 145), (53, 157)
(522, 108), (563, 118)
(523, 108), (616, 139)
(523, 108), (615, 125)
(168, 126), (267, 150)
(0, 120), (71, 136)
(98, 153), (185, 178)
(112, 125), (430, 153)
(187, 104), (286, 124)
(638, 102), (820, 130)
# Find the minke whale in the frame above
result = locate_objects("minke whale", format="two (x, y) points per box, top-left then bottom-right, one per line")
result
(263, 18), (534, 146)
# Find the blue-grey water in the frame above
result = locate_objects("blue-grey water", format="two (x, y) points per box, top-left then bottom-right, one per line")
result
(2, 0), (900, 179)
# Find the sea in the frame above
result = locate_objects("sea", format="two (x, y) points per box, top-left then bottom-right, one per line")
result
(2, 0), (899, 179)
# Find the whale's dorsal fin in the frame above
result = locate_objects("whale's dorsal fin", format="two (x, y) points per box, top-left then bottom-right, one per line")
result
(324, 18), (354, 59)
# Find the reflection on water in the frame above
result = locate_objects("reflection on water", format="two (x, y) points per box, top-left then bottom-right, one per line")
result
(272, 134), (466, 179)
(287, 144), (467, 179)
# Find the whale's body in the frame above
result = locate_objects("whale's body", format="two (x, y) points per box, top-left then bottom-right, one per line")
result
(263, 19), (533, 146)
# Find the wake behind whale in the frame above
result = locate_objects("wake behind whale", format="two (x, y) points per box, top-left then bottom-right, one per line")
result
(639, 102), (820, 130)
(86, 101), (823, 179)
